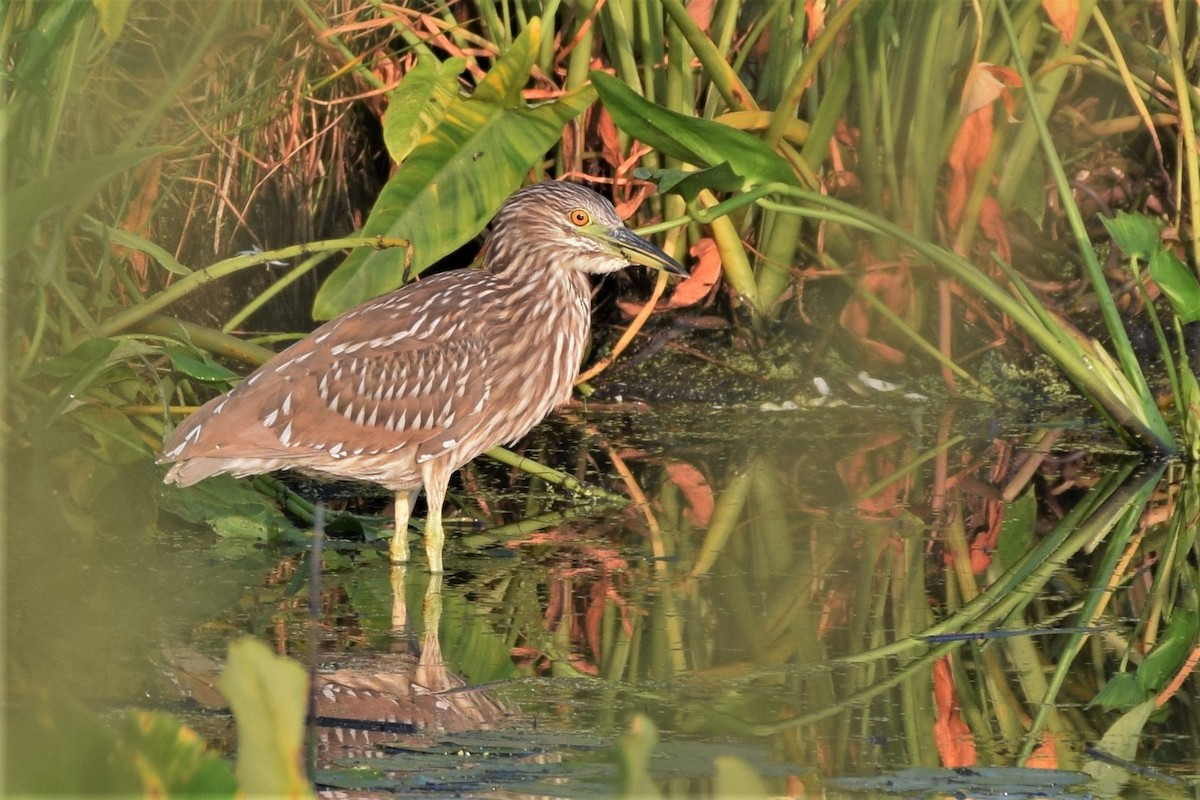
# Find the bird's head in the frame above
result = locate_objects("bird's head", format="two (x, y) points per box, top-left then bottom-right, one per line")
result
(484, 181), (687, 279)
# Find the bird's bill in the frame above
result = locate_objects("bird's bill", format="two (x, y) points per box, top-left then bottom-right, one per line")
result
(604, 226), (688, 276)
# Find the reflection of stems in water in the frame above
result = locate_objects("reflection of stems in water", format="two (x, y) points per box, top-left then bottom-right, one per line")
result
(723, 460), (1162, 738)
(1019, 468), (1160, 763)
(843, 459), (1146, 663)
(602, 583), (645, 682)
(607, 447), (665, 567)
(1001, 428), (1063, 503)
(686, 461), (756, 581)
(607, 445), (687, 674)
(852, 434), (965, 507)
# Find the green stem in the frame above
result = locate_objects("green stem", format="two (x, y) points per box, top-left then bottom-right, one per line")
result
(756, 186), (1174, 453)
(94, 236), (409, 339)
(222, 251), (337, 334)
(996, 2), (1160, 433)
(1161, 0), (1200, 272)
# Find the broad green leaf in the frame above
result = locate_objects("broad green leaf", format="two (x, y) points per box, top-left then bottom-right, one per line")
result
(383, 55), (467, 164)
(35, 338), (120, 426)
(217, 638), (313, 798)
(313, 19), (595, 319)
(156, 474), (299, 540)
(1012, 151), (1047, 229)
(164, 345), (240, 382)
(72, 405), (151, 458)
(83, 216), (191, 275)
(590, 71), (796, 189)
(37, 337), (119, 378)
(1148, 246), (1200, 323)
(636, 163), (746, 201)
(1100, 211), (1160, 261)
(997, 486), (1036, 569)
(1089, 671), (1146, 711)
(2, 147), (172, 259)
(1137, 608), (1198, 692)
(114, 711), (238, 794)
(1181, 363), (1200, 460)
(1083, 698), (1156, 794)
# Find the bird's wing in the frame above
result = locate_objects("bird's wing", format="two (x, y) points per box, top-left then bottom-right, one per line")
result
(280, 334), (495, 460)
(160, 270), (501, 465)
(161, 335), (495, 464)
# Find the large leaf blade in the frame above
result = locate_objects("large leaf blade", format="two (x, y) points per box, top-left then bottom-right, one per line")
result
(590, 71), (796, 189)
(217, 637), (312, 797)
(382, 54), (467, 164)
(313, 20), (595, 319)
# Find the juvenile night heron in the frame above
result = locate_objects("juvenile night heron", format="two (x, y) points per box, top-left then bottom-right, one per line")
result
(159, 181), (686, 573)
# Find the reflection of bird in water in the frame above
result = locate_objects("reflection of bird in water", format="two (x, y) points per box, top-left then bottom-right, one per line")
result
(159, 181), (686, 573)
(164, 579), (512, 764)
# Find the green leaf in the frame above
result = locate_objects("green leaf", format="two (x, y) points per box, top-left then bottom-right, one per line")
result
(37, 337), (119, 378)
(2, 147), (173, 259)
(164, 345), (240, 382)
(636, 163), (747, 201)
(1011, 152), (1047, 229)
(34, 337), (120, 426)
(1089, 671), (1147, 711)
(1083, 699), (1156, 793)
(1147, 246), (1200, 323)
(1137, 608), (1198, 692)
(997, 486), (1036, 570)
(113, 711), (238, 794)
(1100, 211), (1160, 262)
(1181, 362), (1200, 460)
(217, 638), (313, 798)
(590, 71), (796, 189)
(313, 19), (595, 319)
(72, 405), (151, 459)
(156, 474), (298, 540)
(383, 55), (466, 164)
(83, 216), (191, 275)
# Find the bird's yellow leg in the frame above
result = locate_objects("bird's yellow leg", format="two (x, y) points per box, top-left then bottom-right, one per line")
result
(424, 504), (445, 574)
(390, 490), (417, 564)
(390, 564), (409, 630)
(421, 465), (450, 574)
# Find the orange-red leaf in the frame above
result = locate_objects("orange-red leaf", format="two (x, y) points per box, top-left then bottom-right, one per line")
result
(837, 267), (914, 365)
(686, 0), (717, 33)
(1026, 731), (1060, 769)
(946, 105), (992, 228)
(805, 0), (827, 45)
(962, 63), (1021, 116)
(666, 237), (721, 308)
(977, 195), (1012, 263)
(933, 657), (977, 768)
(664, 461), (715, 527)
(115, 156), (163, 289)
(1042, 0), (1079, 45)
(595, 106), (623, 171)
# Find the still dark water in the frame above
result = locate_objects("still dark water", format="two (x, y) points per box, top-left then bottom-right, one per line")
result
(7, 401), (1198, 797)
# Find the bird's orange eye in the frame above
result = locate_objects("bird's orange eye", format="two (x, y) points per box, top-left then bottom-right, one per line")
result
(568, 208), (590, 226)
